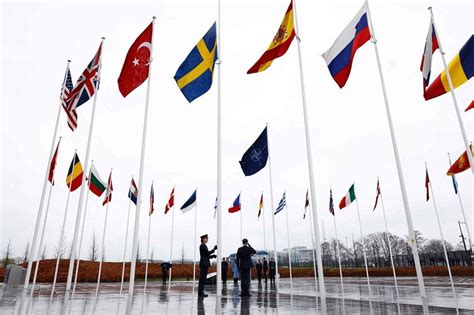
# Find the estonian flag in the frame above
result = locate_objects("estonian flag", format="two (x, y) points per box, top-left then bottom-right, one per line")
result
(239, 127), (269, 176)
(180, 190), (197, 214)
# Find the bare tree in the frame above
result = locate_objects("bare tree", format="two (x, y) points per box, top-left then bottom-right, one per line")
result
(2, 239), (14, 267)
(54, 236), (67, 259)
(405, 230), (426, 253)
(423, 239), (453, 253)
(89, 233), (99, 261)
(23, 242), (30, 264)
(40, 246), (47, 260)
(150, 250), (154, 262)
(181, 243), (186, 263)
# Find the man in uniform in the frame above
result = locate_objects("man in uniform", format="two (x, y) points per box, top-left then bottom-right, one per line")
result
(269, 257), (276, 285)
(262, 257), (268, 283)
(256, 259), (263, 283)
(236, 238), (256, 297)
(198, 234), (217, 297)
(221, 257), (229, 285)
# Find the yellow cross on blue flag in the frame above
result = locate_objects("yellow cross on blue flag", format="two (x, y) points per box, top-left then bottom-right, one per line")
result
(174, 23), (218, 102)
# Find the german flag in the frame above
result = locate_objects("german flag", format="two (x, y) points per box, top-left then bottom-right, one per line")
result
(66, 153), (83, 192)
(247, 1), (295, 74)
(447, 145), (473, 175)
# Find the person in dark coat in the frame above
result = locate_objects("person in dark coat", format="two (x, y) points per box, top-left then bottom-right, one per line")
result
(262, 257), (268, 283)
(221, 257), (229, 285)
(161, 262), (172, 284)
(256, 259), (263, 283)
(198, 234), (217, 297)
(269, 257), (276, 284)
(236, 238), (256, 297)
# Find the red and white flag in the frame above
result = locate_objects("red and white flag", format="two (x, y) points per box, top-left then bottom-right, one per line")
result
(103, 171), (113, 206)
(118, 22), (153, 97)
(164, 187), (175, 214)
(48, 138), (61, 185)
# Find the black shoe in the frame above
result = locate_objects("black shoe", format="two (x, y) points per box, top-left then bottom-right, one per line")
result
(198, 292), (208, 297)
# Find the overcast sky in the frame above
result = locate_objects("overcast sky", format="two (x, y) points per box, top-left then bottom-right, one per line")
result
(1, 0), (472, 263)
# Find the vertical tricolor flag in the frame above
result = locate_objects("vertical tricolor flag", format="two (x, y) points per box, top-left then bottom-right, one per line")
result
(118, 21), (153, 97)
(322, 2), (371, 88)
(303, 190), (309, 219)
(339, 184), (356, 209)
(66, 153), (83, 192)
(373, 179), (381, 211)
(89, 164), (107, 197)
(258, 193), (264, 220)
(425, 168), (430, 201)
(102, 171), (113, 206)
(247, 1), (295, 74)
(128, 178), (138, 205)
(424, 35), (474, 100)
(228, 193), (241, 213)
(164, 187), (175, 214)
(420, 16), (439, 95)
(150, 183), (155, 215)
(329, 189), (335, 216)
(48, 138), (61, 185)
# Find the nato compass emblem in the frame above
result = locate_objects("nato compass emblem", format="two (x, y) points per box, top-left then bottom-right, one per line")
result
(251, 148), (263, 163)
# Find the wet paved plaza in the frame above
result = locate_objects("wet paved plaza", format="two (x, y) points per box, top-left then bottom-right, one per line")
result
(1, 277), (474, 314)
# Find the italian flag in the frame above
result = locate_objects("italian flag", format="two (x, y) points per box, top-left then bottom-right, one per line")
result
(339, 184), (356, 209)
(89, 165), (107, 197)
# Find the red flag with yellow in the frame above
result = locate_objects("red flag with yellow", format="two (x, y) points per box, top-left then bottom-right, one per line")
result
(247, 1), (295, 74)
(447, 144), (473, 175)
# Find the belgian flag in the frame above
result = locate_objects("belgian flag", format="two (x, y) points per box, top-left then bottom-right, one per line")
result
(66, 153), (83, 192)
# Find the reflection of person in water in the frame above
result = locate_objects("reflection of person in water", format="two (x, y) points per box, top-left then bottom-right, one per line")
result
(197, 296), (205, 315)
(241, 295), (251, 315)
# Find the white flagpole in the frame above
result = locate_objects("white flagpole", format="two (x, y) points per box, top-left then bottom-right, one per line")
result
(429, 8), (474, 173)
(31, 182), (54, 294)
(120, 177), (133, 295)
(65, 38), (105, 295)
(51, 150), (77, 298)
(128, 17), (156, 299)
(332, 212), (345, 300)
(95, 168), (112, 296)
(240, 192), (243, 241)
(354, 198), (372, 301)
(24, 61), (69, 291)
(144, 211), (152, 293)
(168, 199), (176, 291)
(284, 194), (293, 294)
(266, 125), (279, 289)
(426, 163), (458, 311)
(365, 3), (428, 308)
(378, 179), (401, 311)
(307, 202), (318, 293)
(72, 162), (93, 296)
(193, 197), (198, 291)
(216, 0), (223, 296)
(292, 0), (326, 304)
(261, 191), (267, 253)
(448, 153), (472, 249)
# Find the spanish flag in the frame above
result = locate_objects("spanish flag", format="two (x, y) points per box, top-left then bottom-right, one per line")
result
(424, 35), (473, 100)
(247, 1), (295, 74)
(66, 153), (83, 192)
(447, 145), (473, 175)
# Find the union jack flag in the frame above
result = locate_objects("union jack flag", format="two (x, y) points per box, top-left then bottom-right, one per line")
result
(66, 42), (102, 114)
(60, 65), (77, 131)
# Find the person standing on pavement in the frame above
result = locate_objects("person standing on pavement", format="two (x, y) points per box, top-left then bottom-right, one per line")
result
(236, 238), (256, 297)
(198, 234), (217, 297)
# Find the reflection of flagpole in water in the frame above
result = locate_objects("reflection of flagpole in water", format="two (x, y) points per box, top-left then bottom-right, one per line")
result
(51, 150), (77, 299)
(332, 204), (345, 312)
(168, 198), (176, 291)
(72, 162), (93, 296)
(307, 200), (318, 294)
(261, 191), (267, 254)
(283, 193), (293, 294)
(192, 195), (198, 293)
(426, 163), (459, 314)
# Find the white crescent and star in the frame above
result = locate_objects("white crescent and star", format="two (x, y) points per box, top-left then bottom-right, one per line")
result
(132, 41), (152, 66)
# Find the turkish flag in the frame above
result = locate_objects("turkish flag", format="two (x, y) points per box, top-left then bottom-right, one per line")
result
(118, 22), (153, 97)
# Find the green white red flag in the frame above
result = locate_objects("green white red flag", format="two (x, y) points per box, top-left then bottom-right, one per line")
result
(339, 184), (356, 209)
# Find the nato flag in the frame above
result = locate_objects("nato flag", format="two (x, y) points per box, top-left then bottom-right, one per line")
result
(239, 127), (269, 176)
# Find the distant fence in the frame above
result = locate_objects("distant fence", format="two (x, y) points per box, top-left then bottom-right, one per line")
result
(276, 250), (472, 268)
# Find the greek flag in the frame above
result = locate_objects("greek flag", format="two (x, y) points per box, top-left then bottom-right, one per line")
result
(274, 192), (286, 215)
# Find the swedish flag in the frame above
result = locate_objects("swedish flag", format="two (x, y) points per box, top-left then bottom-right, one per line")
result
(174, 23), (218, 103)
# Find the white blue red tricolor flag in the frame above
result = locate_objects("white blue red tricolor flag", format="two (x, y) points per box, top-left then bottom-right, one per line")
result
(322, 3), (371, 88)
(420, 16), (439, 94)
